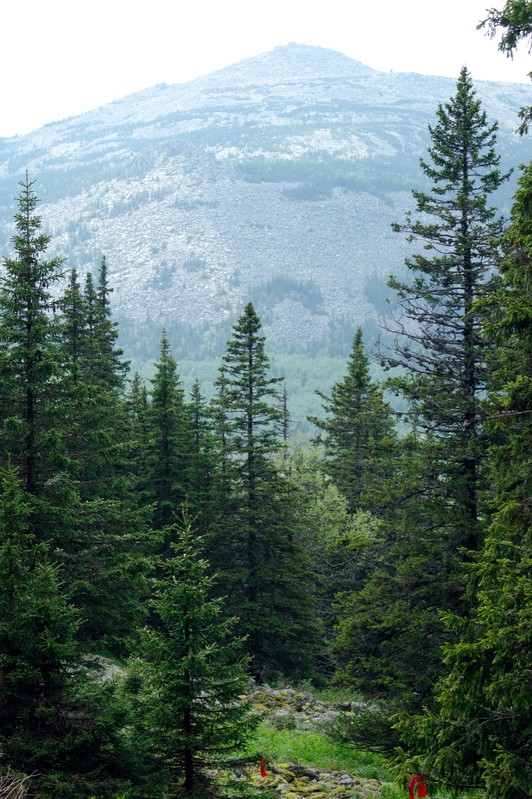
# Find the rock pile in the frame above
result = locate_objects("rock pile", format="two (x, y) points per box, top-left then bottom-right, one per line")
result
(244, 762), (384, 798)
(248, 683), (359, 729)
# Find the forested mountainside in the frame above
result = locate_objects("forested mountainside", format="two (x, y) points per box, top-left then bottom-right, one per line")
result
(0, 43), (530, 364)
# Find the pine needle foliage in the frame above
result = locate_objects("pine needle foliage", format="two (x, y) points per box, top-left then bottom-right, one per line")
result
(136, 508), (258, 797)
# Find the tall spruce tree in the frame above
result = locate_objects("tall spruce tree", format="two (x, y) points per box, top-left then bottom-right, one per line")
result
(384, 66), (508, 549)
(0, 175), (63, 506)
(91, 256), (129, 390)
(134, 509), (257, 797)
(330, 69), (509, 709)
(65, 261), (130, 498)
(57, 268), (100, 491)
(125, 371), (152, 510)
(147, 330), (189, 538)
(210, 365), (231, 480)
(0, 465), (70, 741)
(59, 268), (85, 385)
(0, 466), (133, 799)
(185, 379), (217, 525)
(55, 266), (152, 653)
(310, 327), (397, 514)
(395, 162), (532, 799)
(0, 464), (76, 781)
(210, 303), (320, 678)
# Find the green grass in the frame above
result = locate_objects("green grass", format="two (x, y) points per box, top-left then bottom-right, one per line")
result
(247, 723), (393, 781)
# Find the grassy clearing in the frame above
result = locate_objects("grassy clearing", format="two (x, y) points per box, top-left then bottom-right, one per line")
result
(247, 723), (393, 781)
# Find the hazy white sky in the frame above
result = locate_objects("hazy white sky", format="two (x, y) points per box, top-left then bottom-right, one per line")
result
(1, 0), (530, 138)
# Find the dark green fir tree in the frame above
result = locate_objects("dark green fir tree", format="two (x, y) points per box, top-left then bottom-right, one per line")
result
(133, 509), (257, 797)
(330, 69), (510, 715)
(184, 379), (217, 526)
(310, 327), (397, 515)
(91, 256), (129, 391)
(0, 466), (133, 799)
(61, 260), (130, 499)
(395, 161), (532, 799)
(146, 330), (189, 539)
(55, 266), (153, 653)
(0, 175), (64, 507)
(125, 371), (152, 510)
(210, 303), (321, 678)
(384, 66), (509, 550)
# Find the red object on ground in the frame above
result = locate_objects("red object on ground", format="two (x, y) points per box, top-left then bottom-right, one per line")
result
(408, 775), (427, 799)
(260, 759), (267, 777)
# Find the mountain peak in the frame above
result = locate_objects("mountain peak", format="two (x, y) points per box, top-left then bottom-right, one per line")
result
(192, 43), (377, 88)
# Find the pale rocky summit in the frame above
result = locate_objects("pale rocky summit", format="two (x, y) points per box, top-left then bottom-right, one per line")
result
(1, 44), (530, 355)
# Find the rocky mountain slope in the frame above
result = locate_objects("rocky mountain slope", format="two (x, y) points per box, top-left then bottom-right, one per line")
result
(0, 44), (530, 358)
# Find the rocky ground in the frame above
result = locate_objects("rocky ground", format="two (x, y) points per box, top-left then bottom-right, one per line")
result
(235, 761), (384, 799)
(228, 684), (389, 799)
(248, 684), (358, 727)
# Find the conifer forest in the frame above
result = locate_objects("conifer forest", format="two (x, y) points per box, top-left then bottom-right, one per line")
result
(0, 5), (530, 799)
